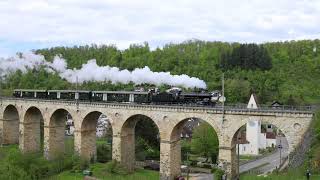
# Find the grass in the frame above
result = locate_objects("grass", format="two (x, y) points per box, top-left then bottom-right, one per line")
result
(96, 138), (110, 145)
(0, 144), (19, 160)
(64, 136), (74, 155)
(241, 165), (320, 180)
(240, 155), (259, 162)
(242, 173), (320, 180)
(49, 163), (159, 180)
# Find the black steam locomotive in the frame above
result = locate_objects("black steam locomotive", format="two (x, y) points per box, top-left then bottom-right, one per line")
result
(13, 88), (222, 106)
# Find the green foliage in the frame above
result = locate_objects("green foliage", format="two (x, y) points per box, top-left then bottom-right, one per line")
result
(212, 167), (225, 180)
(1, 39), (319, 105)
(105, 160), (128, 175)
(191, 122), (219, 163)
(97, 144), (112, 163)
(220, 44), (272, 70)
(135, 137), (160, 161)
(135, 117), (160, 161)
(135, 118), (160, 148)
(0, 148), (89, 180)
(181, 139), (191, 161)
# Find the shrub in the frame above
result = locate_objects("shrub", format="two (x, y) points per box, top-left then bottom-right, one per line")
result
(0, 163), (31, 180)
(71, 156), (89, 172)
(0, 147), (93, 179)
(105, 160), (128, 175)
(97, 144), (112, 163)
(212, 167), (225, 180)
(202, 163), (212, 169)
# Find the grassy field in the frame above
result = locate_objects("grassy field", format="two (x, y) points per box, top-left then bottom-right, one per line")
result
(241, 167), (320, 180)
(0, 144), (19, 160)
(242, 174), (320, 180)
(49, 163), (159, 180)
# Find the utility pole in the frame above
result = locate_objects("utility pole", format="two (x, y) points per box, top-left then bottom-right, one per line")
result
(237, 131), (241, 179)
(221, 73), (225, 124)
(278, 135), (282, 168)
(76, 76), (79, 109)
(186, 151), (190, 180)
(0, 76), (3, 103)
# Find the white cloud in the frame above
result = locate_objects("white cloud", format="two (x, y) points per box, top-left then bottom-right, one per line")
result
(0, 0), (319, 57)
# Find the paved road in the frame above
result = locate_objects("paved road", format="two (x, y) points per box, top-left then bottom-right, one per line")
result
(239, 137), (289, 174)
(188, 173), (214, 180)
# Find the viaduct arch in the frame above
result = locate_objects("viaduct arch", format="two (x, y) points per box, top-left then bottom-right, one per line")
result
(0, 99), (314, 180)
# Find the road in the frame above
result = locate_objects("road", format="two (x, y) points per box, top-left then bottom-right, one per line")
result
(239, 136), (289, 174)
(188, 173), (213, 180)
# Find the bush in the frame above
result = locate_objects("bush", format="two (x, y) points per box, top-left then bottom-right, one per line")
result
(71, 156), (89, 172)
(202, 163), (212, 169)
(105, 160), (128, 175)
(0, 149), (91, 179)
(190, 160), (197, 166)
(0, 163), (31, 180)
(97, 144), (112, 163)
(136, 151), (146, 161)
(212, 167), (225, 180)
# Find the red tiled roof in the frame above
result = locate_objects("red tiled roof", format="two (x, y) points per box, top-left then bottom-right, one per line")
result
(236, 131), (250, 144)
(266, 132), (276, 139)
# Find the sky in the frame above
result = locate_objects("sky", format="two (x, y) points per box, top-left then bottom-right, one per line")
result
(0, 0), (319, 57)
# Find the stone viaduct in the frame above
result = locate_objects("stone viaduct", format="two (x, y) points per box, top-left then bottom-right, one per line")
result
(0, 98), (314, 180)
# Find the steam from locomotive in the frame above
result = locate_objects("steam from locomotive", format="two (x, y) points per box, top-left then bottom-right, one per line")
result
(0, 52), (207, 89)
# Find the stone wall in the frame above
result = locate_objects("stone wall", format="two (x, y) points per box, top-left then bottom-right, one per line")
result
(288, 127), (314, 168)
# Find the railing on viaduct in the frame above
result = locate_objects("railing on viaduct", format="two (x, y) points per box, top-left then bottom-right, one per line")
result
(0, 97), (315, 114)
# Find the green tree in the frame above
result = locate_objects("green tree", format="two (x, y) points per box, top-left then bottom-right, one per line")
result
(191, 122), (219, 163)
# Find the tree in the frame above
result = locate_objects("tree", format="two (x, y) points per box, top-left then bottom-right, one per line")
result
(191, 122), (219, 163)
(220, 43), (272, 70)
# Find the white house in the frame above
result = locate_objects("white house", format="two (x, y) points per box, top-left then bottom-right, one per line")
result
(65, 119), (75, 136)
(96, 115), (111, 138)
(238, 120), (277, 155)
(237, 94), (277, 155)
(64, 114), (111, 138)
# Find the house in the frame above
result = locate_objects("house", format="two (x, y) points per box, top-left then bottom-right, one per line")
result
(65, 118), (75, 136)
(64, 114), (111, 138)
(271, 101), (283, 109)
(96, 115), (111, 138)
(237, 94), (277, 155)
(238, 120), (277, 155)
(180, 118), (200, 139)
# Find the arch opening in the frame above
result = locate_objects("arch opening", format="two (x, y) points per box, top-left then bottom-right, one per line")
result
(169, 118), (219, 178)
(22, 107), (44, 153)
(80, 111), (113, 163)
(120, 114), (160, 173)
(232, 120), (289, 177)
(47, 109), (74, 159)
(2, 105), (19, 145)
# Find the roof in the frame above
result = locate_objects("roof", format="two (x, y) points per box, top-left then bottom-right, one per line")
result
(92, 91), (149, 95)
(236, 131), (250, 144)
(14, 89), (47, 92)
(47, 90), (90, 93)
(181, 93), (212, 97)
(247, 93), (259, 109)
(271, 101), (283, 106)
(266, 132), (276, 139)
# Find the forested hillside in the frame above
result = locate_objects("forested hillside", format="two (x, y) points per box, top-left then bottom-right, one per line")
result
(1, 39), (320, 105)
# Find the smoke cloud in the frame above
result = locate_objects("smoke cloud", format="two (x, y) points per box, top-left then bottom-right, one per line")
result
(0, 52), (207, 89)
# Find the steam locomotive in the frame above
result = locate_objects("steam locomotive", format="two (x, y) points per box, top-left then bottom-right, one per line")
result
(13, 88), (222, 106)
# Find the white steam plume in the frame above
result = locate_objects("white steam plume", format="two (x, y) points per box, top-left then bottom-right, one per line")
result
(0, 52), (207, 89)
